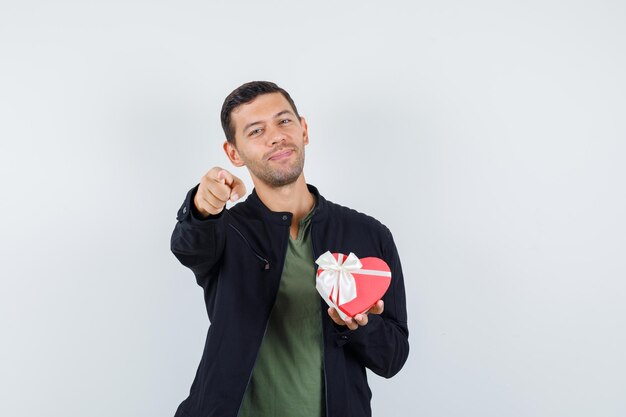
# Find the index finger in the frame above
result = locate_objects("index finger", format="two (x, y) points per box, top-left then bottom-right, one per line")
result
(216, 169), (235, 187)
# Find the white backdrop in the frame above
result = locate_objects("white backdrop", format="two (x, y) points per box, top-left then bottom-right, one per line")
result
(1, 1), (625, 416)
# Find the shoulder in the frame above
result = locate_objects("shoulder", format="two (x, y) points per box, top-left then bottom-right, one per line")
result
(222, 197), (264, 230)
(324, 198), (392, 238)
(227, 198), (254, 217)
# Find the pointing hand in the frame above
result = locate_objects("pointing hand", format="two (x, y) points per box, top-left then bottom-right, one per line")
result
(193, 167), (247, 217)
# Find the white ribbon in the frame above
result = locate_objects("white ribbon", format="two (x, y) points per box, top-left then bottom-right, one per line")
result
(315, 251), (361, 306)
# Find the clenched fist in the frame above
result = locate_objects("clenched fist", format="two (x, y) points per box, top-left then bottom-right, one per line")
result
(193, 167), (247, 218)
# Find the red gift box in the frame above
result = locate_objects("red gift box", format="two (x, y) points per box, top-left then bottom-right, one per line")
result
(315, 251), (392, 320)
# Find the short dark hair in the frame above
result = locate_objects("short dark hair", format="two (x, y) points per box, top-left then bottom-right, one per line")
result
(220, 81), (301, 145)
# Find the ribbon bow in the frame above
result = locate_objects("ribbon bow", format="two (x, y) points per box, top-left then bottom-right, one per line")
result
(315, 251), (361, 306)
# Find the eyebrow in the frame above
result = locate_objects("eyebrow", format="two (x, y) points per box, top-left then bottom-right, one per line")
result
(242, 110), (295, 133)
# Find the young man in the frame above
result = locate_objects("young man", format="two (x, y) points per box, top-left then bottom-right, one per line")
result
(171, 81), (409, 417)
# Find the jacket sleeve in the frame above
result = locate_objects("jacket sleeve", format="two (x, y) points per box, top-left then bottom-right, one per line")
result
(170, 184), (227, 287)
(340, 225), (410, 378)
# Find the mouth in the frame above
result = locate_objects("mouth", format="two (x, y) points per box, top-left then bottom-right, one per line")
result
(268, 149), (294, 161)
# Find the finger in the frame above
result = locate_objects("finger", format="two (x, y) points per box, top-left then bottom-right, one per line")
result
(207, 187), (231, 206)
(201, 193), (226, 212)
(193, 191), (223, 216)
(218, 169), (235, 187)
(354, 313), (369, 326)
(194, 193), (224, 216)
(343, 316), (359, 331)
(200, 170), (231, 201)
(214, 169), (245, 202)
(192, 194), (211, 217)
(369, 300), (384, 315)
(327, 308), (346, 326)
(201, 179), (231, 202)
(206, 166), (225, 182)
(229, 176), (247, 202)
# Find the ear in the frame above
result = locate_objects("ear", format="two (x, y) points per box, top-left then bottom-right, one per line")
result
(223, 140), (245, 167)
(300, 116), (309, 145)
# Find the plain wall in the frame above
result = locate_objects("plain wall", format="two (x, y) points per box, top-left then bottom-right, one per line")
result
(1, 1), (625, 416)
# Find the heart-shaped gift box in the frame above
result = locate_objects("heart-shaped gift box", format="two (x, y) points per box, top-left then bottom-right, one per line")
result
(315, 251), (392, 320)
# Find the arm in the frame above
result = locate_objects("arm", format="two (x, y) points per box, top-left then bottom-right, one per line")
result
(170, 168), (246, 287)
(328, 226), (409, 378)
(170, 184), (227, 287)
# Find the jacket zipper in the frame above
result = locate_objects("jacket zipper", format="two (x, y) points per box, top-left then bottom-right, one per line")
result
(235, 301), (277, 417)
(227, 222), (271, 270)
(311, 223), (330, 417)
(233, 223), (289, 417)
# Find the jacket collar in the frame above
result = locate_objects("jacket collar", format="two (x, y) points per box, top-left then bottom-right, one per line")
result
(246, 183), (329, 225)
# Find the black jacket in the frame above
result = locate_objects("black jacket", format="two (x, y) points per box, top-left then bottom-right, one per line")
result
(171, 183), (409, 417)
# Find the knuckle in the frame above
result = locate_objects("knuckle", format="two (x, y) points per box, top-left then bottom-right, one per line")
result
(205, 168), (217, 180)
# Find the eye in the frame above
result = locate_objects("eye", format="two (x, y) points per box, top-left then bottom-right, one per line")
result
(280, 118), (291, 125)
(249, 128), (263, 137)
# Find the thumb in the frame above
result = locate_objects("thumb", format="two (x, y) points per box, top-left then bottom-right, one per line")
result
(370, 300), (384, 315)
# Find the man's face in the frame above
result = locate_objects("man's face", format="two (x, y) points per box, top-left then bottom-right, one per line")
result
(224, 92), (309, 188)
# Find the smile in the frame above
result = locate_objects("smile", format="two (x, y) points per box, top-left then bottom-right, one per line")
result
(268, 149), (293, 160)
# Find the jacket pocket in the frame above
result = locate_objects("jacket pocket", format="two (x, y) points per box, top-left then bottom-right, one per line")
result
(228, 222), (271, 271)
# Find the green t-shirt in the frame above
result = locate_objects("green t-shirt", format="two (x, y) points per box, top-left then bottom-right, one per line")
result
(238, 198), (324, 417)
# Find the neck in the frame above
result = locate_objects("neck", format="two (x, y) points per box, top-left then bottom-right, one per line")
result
(252, 173), (315, 222)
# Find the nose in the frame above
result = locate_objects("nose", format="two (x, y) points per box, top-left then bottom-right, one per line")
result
(266, 124), (286, 146)
(270, 137), (285, 147)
